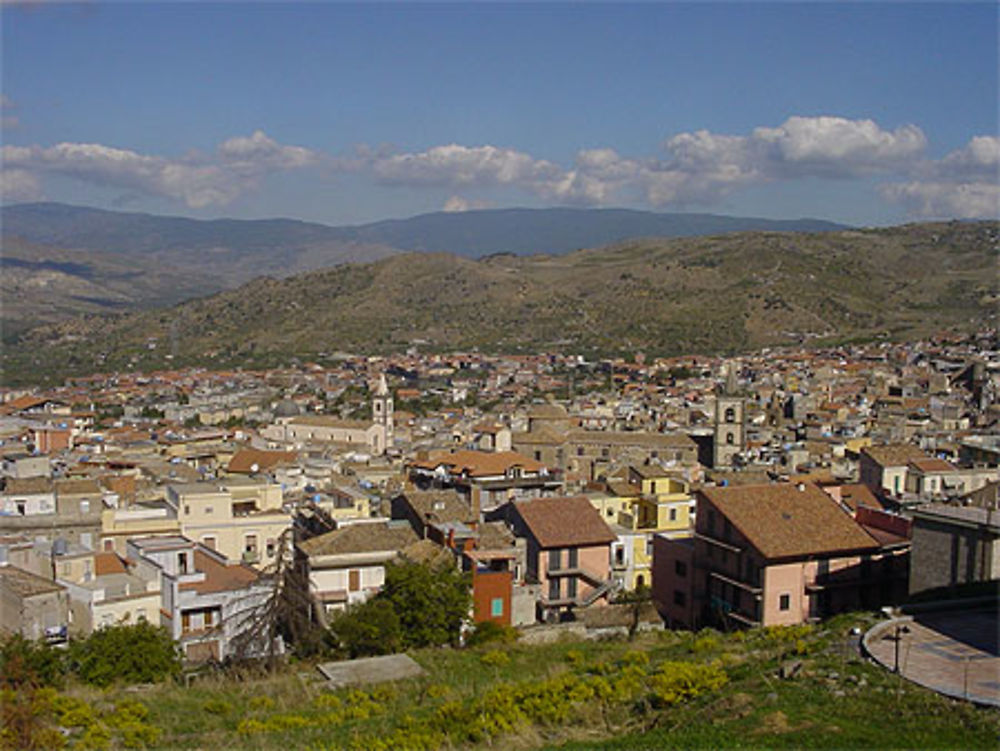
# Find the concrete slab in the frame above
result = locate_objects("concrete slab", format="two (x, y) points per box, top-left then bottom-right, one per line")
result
(316, 653), (426, 688)
(863, 608), (1000, 707)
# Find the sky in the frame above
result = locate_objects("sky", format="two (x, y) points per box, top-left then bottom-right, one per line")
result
(1, 2), (998, 227)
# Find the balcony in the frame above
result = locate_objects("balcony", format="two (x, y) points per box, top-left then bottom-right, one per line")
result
(242, 550), (261, 565)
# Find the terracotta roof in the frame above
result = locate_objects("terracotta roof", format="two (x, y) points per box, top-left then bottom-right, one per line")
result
(699, 483), (879, 560)
(179, 550), (258, 595)
(228, 448), (297, 474)
(475, 521), (517, 551)
(397, 490), (476, 526)
(513, 495), (617, 549)
(54, 478), (101, 496)
(2, 476), (53, 494)
(862, 444), (928, 468)
(298, 522), (418, 558)
(835, 483), (884, 512)
(409, 450), (546, 478)
(94, 552), (127, 576)
(908, 458), (957, 474)
(0, 564), (65, 598)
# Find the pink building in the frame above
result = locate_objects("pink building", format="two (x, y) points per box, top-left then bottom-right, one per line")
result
(506, 495), (616, 622)
(661, 483), (909, 629)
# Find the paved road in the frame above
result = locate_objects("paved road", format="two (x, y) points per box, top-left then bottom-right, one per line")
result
(864, 609), (999, 707)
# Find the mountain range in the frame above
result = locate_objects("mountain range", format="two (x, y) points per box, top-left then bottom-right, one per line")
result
(6, 218), (996, 385)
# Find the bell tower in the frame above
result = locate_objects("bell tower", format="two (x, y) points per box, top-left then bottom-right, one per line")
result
(713, 362), (746, 468)
(372, 373), (394, 453)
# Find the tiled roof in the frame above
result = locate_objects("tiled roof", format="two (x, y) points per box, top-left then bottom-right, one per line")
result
(0, 564), (65, 598)
(409, 450), (546, 478)
(699, 483), (879, 560)
(298, 522), (418, 558)
(567, 430), (696, 448)
(2, 476), (53, 495)
(908, 458), (957, 474)
(228, 448), (297, 473)
(287, 415), (371, 430)
(397, 490), (476, 525)
(835, 483), (883, 512)
(862, 444), (928, 467)
(513, 495), (617, 549)
(180, 550), (259, 595)
(94, 552), (127, 576)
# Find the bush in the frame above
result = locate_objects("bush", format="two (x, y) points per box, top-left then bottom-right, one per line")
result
(69, 621), (182, 688)
(466, 620), (517, 647)
(329, 598), (402, 658)
(0, 635), (66, 689)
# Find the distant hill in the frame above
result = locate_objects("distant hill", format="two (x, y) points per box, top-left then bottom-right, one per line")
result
(6, 220), (996, 384)
(334, 207), (846, 257)
(2, 202), (844, 264)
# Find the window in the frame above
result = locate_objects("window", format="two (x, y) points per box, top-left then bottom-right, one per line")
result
(178, 552), (188, 574)
(567, 547), (578, 569)
(669, 508), (677, 522)
(548, 549), (561, 571)
(674, 590), (686, 606)
(725, 407), (735, 423)
(567, 576), (578, 599)
(80, 500), (90, 514)
(245, 534), (258, 554)
(577, 447), (584, 457)
(614, 546), (625, 565)
(491, 598), (504, 617)
(349, 569), (361, 592)
(674, 560), (687, 577)
(548, 578), (560, 601)
(204, 610), (214, 627)
(535, 451), (542, 462)
(266, 539), (276, 558)
(779, 593), (791, 611)
(726, 432), (735, 445)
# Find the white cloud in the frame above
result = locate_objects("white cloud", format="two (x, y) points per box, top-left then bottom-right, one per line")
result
(2, 131), (321, 208)
(442, 195), (491, 212)
(372, 143), (561, 188)
(0, 167), (43, 201)
(879, 135), (1000, 219)
(753, 116), (926, 176)
(880, 181), (999, 220)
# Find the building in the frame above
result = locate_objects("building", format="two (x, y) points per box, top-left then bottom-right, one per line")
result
(713, 366), (747, 469)
(165, 478), (291, 570)
(406, 449), (562, 515)
(502, 495), (617, 621)
(675, 483), (908, 629)
(127, 536), (275, 662)
(909, 503), (1000, 595)
(0, 561), (70, 643)
(295, 520), (419, 624)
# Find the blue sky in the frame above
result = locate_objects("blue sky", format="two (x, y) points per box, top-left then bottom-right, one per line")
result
(2, 2), (997, 226)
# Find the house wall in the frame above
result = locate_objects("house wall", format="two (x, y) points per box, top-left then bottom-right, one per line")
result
(910, 516), (1000, 594)
(472, 569), (512, 625)
(762, 563), (806, 626)
(651, 535), (694, 628)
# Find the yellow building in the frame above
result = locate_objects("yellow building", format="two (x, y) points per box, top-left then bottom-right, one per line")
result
(166, 478), (291, 570)
(601, 467), (695, 591)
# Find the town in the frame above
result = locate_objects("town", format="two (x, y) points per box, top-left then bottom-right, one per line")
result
(2, 333), (996, 655)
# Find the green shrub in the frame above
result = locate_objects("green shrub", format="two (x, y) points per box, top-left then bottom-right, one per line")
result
(69, 622), (181, 688)
(466, 621), (517, 647)
(0, 634), (66, 689)
(647, 660), (729, 707)
(480, 649), (510, 668)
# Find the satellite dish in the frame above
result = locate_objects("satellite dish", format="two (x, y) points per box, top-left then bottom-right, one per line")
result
(250, 463), (259, 473)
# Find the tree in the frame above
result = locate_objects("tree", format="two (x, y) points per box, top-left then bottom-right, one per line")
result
(0, 635), (65, 689)
(68, 622), (181, 688)
(329, 599), (401, 659)
(327, 558), (471, 657)
(380, 558), (470, 650)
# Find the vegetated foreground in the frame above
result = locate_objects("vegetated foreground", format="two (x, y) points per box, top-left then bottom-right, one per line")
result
(10, 614), (999, 751)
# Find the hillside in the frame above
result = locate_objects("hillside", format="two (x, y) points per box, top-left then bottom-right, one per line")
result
(18, 617), (1000, 751)
(5, 220), (996, 384)
(2, 203), (845, 263)
(0, 236), (221, 341)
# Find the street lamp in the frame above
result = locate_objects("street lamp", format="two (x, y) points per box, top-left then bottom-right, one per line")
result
(892, 624), (910, 674)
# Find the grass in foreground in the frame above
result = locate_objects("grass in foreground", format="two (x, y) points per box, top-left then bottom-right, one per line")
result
(29, 613), (1000, 751)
